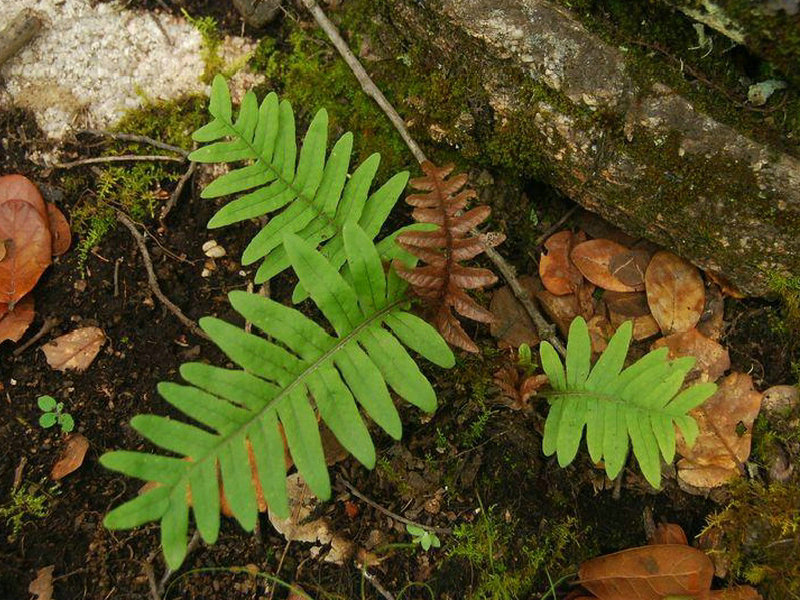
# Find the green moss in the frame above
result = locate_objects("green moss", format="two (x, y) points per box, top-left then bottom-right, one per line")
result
(768, 272), (800, 337)
(702, 480), (800, 597)
(0, 482), (58, 542)
(447, 505), (581, 600)
(182, 10), (225, 83)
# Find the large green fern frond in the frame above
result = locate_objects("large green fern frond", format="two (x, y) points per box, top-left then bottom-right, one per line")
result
(539, 317), (716, 488)
(100, 224), (454, 569)
(190, 75), (411, 285)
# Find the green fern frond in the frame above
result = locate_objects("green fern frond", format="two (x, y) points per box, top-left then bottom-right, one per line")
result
(539, 317), (716, 488)
(190, 75), (411, 287)
(100, 224), (454, 569)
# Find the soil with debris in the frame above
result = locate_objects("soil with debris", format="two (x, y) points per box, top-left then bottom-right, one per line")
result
(1, 2), (798, 600)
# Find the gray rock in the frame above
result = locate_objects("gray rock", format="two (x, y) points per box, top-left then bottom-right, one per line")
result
(233, 0), (282, 28)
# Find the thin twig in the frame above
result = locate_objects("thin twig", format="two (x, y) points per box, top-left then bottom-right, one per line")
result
(117, 213), (209, 341)
(12, 316), (59, 357)
(302, 0), (566, 355)
(338, 476), (451, 535)
(113, 257), (123, 298)
(362, 569), (396, 600)
(160, 160), (196, 226)
(0, 9), (42, 69)
(300, 0), (426, 164)
(54, 155), (185, 169)
(143, 561), (160, 600)
(533, 205), (580, 248)
(267, 540), (292, 600)
(80, 129), (189, 157)
(156, 530), (202, 596)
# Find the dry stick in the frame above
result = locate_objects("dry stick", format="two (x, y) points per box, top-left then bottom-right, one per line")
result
(157, 530), (202, 596)
(117, 213), (210, 341)
(55, 155), (185, 169)
(338, 476), (451, 535)
(160, 160), (197, 226)
(362, 570), (396, 600)
(12, 316), (59, 357)
(0, 9), (42, 69)
(81, 129), (190, 157)
(302, 0), (566, 356)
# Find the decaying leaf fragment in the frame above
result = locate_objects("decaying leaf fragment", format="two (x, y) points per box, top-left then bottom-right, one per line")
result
(46, 203), (71, 257)
(489, 276), (540, 348)
(676, 372), (762, 489)
(539, 230), (583, 295)
(571, 239), (641, 292)
(51, 433), (89, 480)
(0, 293), (34, 342)
(645, 251), (705, 334)
(28, 565), (54, 600)
(41, 326), (105, 372)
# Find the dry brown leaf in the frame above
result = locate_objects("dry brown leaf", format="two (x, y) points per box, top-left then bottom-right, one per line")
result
(651, 328), (730, 382)
(0, 174), (48, 221)
(268, 473), (332, 543)
(0, 240), (5, 262)
(709, 586), (763, 599)
(0, 293), (34, 343)
(645, 251), (705, 335)
(578, 544), (714, 600)
(28, 565), (54, 600)
(41, 326), (105, 372)
(489, 276), (540, 348)
(0, 199), (52, 306)
(46, 203), (71, 256)
(51, 433), (89, 480)
(603, 291), (649, 317)
(648, 522), (688, 545)
(608, 248), (651, 290)
(587, 314), (615, 354)
(571, 239), (640, 292)
(608, 310), (660, 341)
(705, 270), (746, 299)
(494, 366), (548, 410)
(676, 372), (762, 489)
(539, 230), (583, 296)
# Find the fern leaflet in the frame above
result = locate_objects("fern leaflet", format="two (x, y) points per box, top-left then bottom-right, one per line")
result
(190, 75), (410, 285)
(100, 224), (454, 569)
(539, 317), (716, 488)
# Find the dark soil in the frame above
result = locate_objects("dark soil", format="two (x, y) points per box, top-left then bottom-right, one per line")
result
(1, 3), (798, 600)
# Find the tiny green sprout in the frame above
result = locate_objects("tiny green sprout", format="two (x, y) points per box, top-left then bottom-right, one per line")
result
(37, 395), (75, 433)
(517, 343), (537, 374)
(406, 523), (441, 551)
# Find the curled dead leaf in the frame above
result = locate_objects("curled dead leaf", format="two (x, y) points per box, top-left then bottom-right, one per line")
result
(645, 251), (705, 335)
(539, 230), (583, 296)
(0, 174), (47, 222)
(41, 326), (105, 372)
(0, 199), (52, 306)
(51, 433), (89, 480)
(571, 239), (641, 292)
(46, 203), (71, 257)
(676, 372), (762, 489)
(651, 328), (730, 382)
(0, 293), (34, 343)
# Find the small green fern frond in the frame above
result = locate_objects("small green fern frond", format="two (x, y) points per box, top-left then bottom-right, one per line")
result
(100, 224), (454, 569)
(189, 75), (410, 285)
(539, 317), (716, 488)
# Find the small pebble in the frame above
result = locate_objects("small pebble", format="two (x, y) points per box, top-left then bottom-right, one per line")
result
(202, 240), (227, 258)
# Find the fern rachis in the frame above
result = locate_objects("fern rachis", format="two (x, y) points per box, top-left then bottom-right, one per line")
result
(100, 224), (454, 568)
(539, 317), (717, 487)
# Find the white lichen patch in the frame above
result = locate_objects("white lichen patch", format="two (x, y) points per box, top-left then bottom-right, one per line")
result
(0, 1), (255, 141)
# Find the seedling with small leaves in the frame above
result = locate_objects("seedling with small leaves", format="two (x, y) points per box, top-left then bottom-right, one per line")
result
(37, 396), (74, 433)
(407, 523), (441, 551)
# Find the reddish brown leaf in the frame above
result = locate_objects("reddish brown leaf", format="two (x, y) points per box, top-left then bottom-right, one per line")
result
(578, 544), (714, 600)
(46, 203), (71, 256)
(709, 586), (763, 599)
(28, 565), (54, 600)
(489, 276), (540, 349)
(0, 174), (48, 222)
(649, 523), (688, 545)
(603, 291), (650, 317)
(676, 372), (762, 489)
(651, 328), (730, 382)
(571, 239), (640, 292)
(587, 314), (615, 354)
(41, 326), (105, 372)
(0, 199), (52, 306)
(0, 293), (34, 343)
(539, 230), (583, 296)
(396, 161), (502, 353)
(645, 251), (705, 335)
(51, 433), (89, 480)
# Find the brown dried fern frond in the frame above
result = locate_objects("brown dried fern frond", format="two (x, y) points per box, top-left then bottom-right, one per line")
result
(395, 161), (505, 353)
